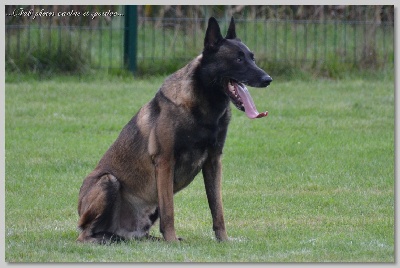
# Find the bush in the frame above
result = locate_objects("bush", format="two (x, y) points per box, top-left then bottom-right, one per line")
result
(6, 28), (89, 75)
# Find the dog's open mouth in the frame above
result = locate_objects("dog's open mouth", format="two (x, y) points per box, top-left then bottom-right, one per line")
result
(226, 79), (268, 119)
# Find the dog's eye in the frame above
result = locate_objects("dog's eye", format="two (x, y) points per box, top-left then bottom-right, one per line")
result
(237, 51), (245, 63)
(249, 52), (255, 62)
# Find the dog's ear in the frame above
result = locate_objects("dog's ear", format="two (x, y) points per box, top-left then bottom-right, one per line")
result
(225, 17), (236, 39)
(204, 17), (223, 51)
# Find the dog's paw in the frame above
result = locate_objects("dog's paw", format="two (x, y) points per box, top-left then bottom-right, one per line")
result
(165, 236), (183, 242)
(163, 236), (183, 242)
(215, 230), (229, 242)
(143, 234), (162, 241)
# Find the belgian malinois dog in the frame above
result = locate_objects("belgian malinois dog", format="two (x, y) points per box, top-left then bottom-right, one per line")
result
(77, 17), (272, 243)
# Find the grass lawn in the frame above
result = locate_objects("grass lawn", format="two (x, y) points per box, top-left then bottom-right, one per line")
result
(4, 74), (394, 262)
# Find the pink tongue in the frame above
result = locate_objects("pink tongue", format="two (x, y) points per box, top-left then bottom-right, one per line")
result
(236, 83), (268, 119)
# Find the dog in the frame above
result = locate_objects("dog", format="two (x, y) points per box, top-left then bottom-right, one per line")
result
(77, 16), (272, 244)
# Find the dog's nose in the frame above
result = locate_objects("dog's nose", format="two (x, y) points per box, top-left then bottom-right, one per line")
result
(261, 75), (273, 87)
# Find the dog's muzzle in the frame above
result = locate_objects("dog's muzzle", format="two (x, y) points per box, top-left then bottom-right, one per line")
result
(226, 79), (269, 119)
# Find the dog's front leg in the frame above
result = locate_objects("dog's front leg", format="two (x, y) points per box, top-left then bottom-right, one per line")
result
(155, 157), (178, 242)
(202, 155), (228, 241)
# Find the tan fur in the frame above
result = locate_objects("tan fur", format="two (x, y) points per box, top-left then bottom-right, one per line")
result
(136, 103), (153, 138)
(160, 55), (202, 110)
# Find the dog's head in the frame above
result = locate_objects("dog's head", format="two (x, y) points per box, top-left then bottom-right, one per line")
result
(202, 17), (272, 119)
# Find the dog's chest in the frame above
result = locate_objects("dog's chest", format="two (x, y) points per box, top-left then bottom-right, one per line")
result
(172, 122), (222, 192)
(173, 149), (208, 192)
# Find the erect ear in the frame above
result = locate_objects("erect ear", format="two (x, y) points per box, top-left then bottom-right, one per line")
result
(225, 17), (236, 39)
(204, 17), (223, 51)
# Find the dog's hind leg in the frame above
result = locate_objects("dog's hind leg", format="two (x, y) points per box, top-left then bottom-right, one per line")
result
(77, 174), (121, 244)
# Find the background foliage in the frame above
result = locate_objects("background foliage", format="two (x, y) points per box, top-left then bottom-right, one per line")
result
(5, 5), (394, 78)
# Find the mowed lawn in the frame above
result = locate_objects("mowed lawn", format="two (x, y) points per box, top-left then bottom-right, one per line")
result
(5, 75), (394, 262)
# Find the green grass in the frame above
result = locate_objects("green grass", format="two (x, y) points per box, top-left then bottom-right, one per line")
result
(5, 74), (394, 262)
